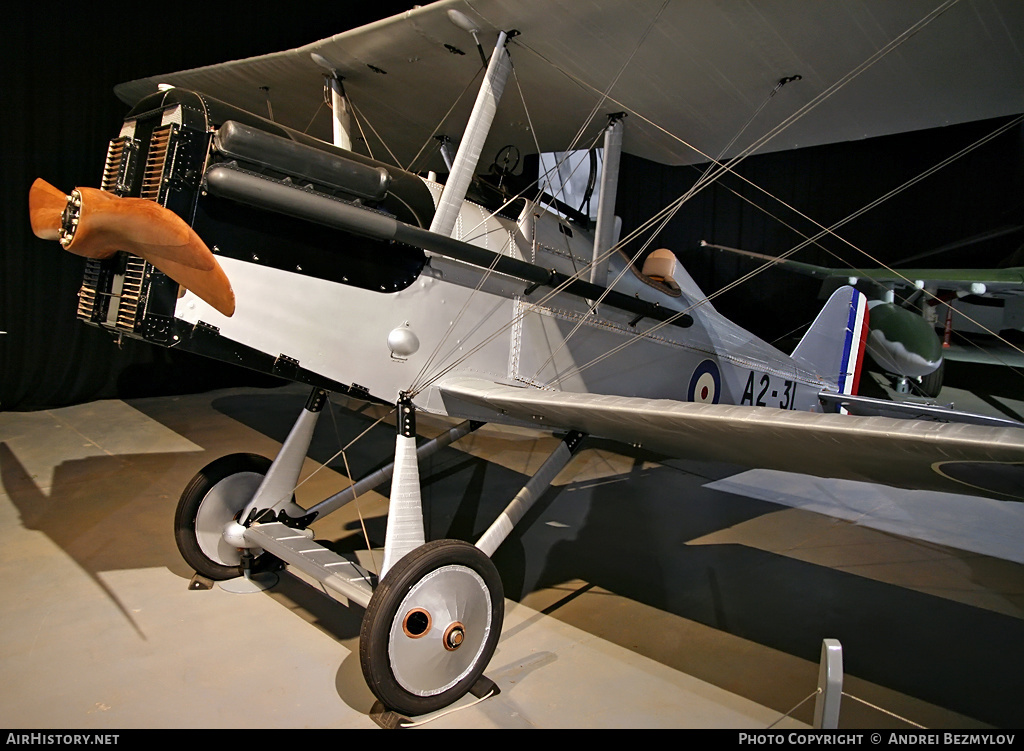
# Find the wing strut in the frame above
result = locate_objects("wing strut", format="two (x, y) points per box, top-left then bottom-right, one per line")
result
(311, 53), (353, 151)
(590, 113), (625, 287)
(430, 30), (512, 237)
(476, 430), (586, 556)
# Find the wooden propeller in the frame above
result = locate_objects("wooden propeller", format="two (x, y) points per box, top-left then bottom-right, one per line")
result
(29, 179), (235, 317)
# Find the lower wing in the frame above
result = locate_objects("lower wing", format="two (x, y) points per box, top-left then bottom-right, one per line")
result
(436, 378), (1024, 501)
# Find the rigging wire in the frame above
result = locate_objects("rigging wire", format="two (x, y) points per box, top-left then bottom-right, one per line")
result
(408, 242), (509, 393)
(290, 402), (397, 494)
(341, 447), (379, 576)
(404, 66), (486, 174)
(695, 147), (1024, 377)
(408, 0), (741, 398)
(405, 77), (613, 395)
(402, 148), (585, 396)
(411, 0), (996, 397)
(403, 36), (619, 396)
(510, 0), (963, 240)
(302, 84), (329, 135)
(483, 1), (995, 385)
(408, 131), (779, 397)
(348, 98), (403, 168)
(349, 100), (376, 162)
(701, 114), (1024, 364)
(324, 396), (382, 572)
(527, 65), (805, 382)
(561, 0), (671, 157)
(545, 115), (1024, 388)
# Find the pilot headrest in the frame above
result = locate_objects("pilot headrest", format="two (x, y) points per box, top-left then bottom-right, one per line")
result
(642, 248), (678, 288)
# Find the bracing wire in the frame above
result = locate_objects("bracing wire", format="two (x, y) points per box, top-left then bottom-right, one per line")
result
(528, 63), (804, 382)
(402, 25), (626, 396)
(701, 114), (1024, 363)
(290, 402), (397, 493)
(488, 0), (977, 386)
(404, 67), (487, 174)
(545, 115), (1024, 388)
(348, 99), (402, 168)
(406, 1), (697, 396)
(410, 0), (987, 397)
(406, 124), (614, 397)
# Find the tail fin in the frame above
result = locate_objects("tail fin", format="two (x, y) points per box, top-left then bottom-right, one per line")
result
(791, 286), (869, 400)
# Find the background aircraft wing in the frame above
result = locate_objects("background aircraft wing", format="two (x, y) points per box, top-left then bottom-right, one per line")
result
(111, 0), (1024, 171)
(841, 267), (1024, 295)
(703, 242), (1024, 296)
(436, 377), (1024, 501)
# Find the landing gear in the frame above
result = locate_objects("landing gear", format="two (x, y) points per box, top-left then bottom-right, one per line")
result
(360, 540), (504, 716)
(174, 453), (272, 580)
(171, 389), (553, 718)
(916, 360), (945, 399)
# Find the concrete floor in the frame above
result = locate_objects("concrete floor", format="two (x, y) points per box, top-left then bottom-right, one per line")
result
(1, 366), (1022, 729)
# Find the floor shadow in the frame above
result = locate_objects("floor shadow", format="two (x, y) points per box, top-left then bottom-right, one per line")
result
(0, 440), (204, 634)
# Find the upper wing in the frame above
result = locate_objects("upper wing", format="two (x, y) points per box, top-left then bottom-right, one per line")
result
(703, 242), (1024, 296)
(112, 0), (1024, 171)
(436, 377), (1024, 501)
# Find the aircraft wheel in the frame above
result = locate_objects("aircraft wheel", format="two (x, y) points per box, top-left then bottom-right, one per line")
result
(174, 453), (271, 580)
(916, 360), (945, 399)
(360, 539), (504, 716)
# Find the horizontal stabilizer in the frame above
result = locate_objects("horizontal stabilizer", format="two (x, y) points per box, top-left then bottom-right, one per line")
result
(818, 392), (1024, 430)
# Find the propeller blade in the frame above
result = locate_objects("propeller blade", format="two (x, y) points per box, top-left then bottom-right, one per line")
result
(28, 180), (235, 317)
(28, 178), (67, 241)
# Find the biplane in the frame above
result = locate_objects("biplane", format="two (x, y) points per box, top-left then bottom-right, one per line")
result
(27, 0), (1024, 718)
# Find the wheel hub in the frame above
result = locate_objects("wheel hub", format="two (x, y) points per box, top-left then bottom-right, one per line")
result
(443, 622), (465, 651)
(388, 565), (492, 697)
(195, 472), (264, 566)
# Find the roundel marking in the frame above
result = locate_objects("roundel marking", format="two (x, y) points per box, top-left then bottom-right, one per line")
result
(932, 461), (1024, 501)
(688, 360), (721, 404)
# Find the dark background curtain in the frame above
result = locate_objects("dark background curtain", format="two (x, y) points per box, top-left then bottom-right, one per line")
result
(4, 2), (1022, 410)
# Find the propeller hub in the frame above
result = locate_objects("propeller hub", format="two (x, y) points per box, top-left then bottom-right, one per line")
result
(59, 190), (83, 249)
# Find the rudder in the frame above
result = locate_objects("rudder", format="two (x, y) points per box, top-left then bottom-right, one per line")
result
(791, 286), (869, 398)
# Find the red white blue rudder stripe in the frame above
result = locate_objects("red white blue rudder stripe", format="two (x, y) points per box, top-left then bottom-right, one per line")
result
(837, 288), (870, 398)
(790, 286), (870, 408)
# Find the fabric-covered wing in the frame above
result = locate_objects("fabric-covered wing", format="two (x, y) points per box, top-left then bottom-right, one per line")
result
(112, 0), (1024, 171)
(837, 267), (1024, 295)
(703, 243), (1024, 295)
(436, 377), (1024, 500)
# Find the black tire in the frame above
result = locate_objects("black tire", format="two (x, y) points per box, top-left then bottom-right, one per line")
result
(916, 360), (945, 399)
(360, 540), (504, 716)
(174, 453), (271, 580)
